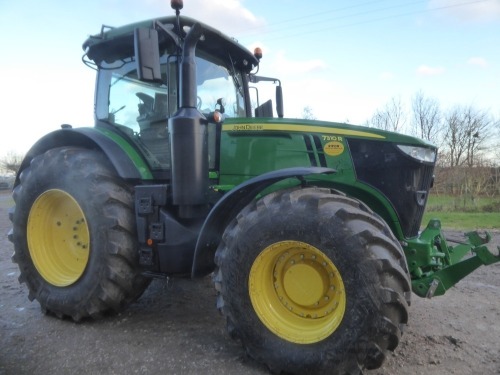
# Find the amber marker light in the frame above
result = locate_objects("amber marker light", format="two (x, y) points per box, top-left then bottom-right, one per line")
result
(254, 47), (263, 60)
(147, 238), (154, 246)
(171, 0), (183, 10)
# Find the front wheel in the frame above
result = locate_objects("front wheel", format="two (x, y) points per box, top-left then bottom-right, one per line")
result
(214, 187), (411, 374)
(10, 147), (150, 321)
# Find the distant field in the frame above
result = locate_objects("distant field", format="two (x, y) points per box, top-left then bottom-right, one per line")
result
(425, 194), (499, 212)
(422, 212), (500, 230)
(424, 194), (500, 230)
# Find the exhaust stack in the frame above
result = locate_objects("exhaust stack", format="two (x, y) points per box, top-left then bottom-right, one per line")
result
(168, 22), (209, 218)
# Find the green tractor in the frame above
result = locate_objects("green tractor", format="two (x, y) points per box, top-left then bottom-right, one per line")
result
(8, 2), (499, 374)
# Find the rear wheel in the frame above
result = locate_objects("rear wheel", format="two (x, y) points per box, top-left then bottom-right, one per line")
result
(214, 187), (411, 374)
(10, 147), (150, 320)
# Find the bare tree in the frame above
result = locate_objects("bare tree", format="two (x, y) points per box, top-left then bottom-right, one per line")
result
(443, 105), (494, 168)
(302, 106), (316, 120)
(0, 151), (24, 175)
(369, 95), (406, 133)
(493, 116), (500, 167)
(411, 91), (442, 145)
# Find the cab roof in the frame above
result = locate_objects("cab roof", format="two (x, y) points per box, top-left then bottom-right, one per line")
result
(82, 16), (259, 71)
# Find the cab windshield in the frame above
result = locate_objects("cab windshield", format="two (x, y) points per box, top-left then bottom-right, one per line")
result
(97, 55), (246, 170)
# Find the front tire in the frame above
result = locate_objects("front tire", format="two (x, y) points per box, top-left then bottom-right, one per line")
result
(214, 187), (411, 374)
(10, 147), (150, 321)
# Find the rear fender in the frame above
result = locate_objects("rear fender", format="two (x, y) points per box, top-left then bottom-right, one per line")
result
(191, 167), (335, 277)
(14, 127), (152, 187)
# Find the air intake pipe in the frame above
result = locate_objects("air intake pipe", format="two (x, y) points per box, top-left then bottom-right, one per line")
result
(168, 23), (209, 218)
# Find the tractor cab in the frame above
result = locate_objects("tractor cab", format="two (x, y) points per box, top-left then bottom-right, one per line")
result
(83, 16), (281, 174)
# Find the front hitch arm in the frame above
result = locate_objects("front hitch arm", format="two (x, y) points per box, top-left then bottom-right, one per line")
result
(405, 219), (500, 298)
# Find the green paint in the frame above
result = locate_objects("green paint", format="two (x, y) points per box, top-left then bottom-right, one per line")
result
(405, 219), (500, 297)
(95, 128), (153, 180)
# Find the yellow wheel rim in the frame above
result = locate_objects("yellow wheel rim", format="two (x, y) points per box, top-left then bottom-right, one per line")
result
(27, 189), (90, 287)
(249, 241), (346, 344)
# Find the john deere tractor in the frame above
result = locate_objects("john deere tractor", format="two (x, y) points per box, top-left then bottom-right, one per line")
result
(8, 1), (499, 374)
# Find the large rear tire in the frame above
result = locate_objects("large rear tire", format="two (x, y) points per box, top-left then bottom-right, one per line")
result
(214, 187), (411, 374)
(10, 147), (150, 321)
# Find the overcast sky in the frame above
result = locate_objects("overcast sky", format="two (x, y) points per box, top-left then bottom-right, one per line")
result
(1, 0), (499, 155)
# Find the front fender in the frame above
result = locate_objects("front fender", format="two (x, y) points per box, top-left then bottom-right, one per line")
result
(14, 127), (152, 187)
(191, 167), (335, 277)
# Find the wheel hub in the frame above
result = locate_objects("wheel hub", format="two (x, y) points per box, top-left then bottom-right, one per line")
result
(27, 189), (89, 287)
(283, 263), (323, 306)
(249, 241), (346, 344)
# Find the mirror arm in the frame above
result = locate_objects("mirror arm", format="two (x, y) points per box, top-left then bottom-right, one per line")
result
(155, 20), (182, 48)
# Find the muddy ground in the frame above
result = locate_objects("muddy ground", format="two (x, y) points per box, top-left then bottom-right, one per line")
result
(0, 190), (499, 375)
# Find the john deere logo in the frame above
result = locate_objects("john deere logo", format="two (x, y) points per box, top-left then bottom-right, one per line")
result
(324, 141), (344, 156)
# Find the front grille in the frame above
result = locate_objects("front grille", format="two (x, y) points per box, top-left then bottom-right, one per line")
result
(347, 139), (435, 238)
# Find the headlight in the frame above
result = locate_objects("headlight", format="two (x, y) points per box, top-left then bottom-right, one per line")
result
(397, 145), (436, 163)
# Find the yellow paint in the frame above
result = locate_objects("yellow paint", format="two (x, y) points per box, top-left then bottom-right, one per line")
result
(223, 123), (385, 139)
(324, 141), (345, 156)
(249, 240), (346, 344)
(322, 135), (343, 141)
(283, 263), (324, 306)
(27, 189), (89, 287)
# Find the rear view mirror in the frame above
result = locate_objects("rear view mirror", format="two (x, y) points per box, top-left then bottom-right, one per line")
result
(134, 28), (161, 82)
(276, 85), (284, 118)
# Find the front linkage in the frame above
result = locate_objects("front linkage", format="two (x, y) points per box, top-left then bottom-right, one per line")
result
(404, 219), (500, 298)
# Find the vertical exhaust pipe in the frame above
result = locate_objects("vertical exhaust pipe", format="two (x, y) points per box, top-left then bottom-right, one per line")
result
(168, 23), (209, 218)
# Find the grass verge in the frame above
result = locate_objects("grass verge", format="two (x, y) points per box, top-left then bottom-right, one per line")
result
(422, 212), (500, 230)
(424, 194), (500, 230)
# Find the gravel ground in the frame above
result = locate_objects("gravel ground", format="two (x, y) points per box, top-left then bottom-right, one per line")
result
(1, 190), (499, 375)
